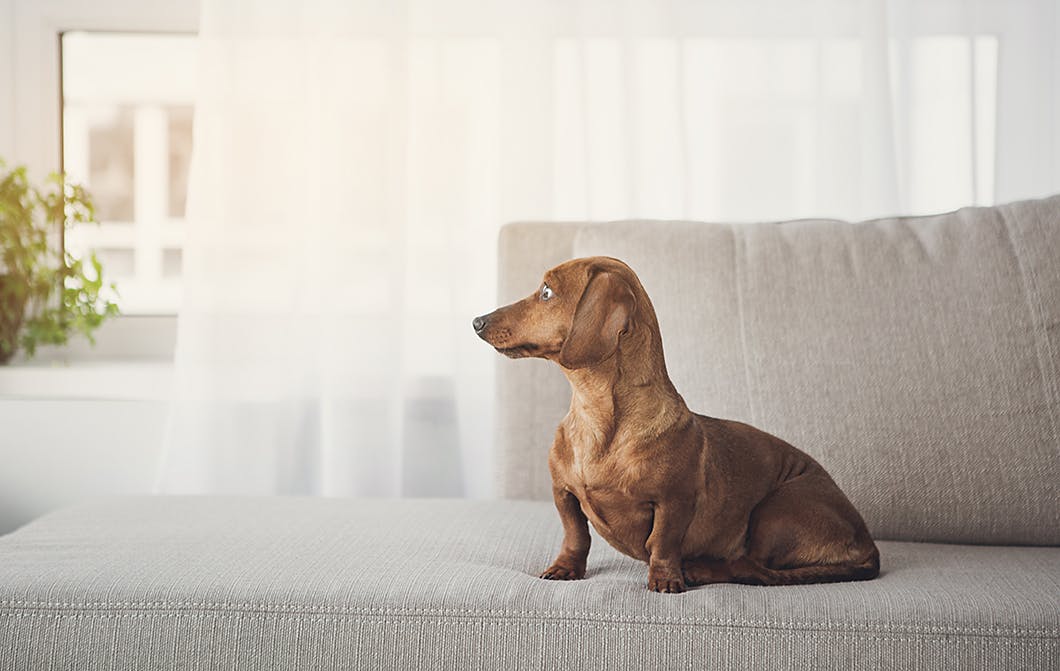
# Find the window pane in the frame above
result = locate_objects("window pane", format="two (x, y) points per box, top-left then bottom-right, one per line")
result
(162, 248), (183, 278)
(95, 248), (136, 277)
(86, 106), (135, 222)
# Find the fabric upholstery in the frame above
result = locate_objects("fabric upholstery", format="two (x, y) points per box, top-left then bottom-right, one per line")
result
(495, 222), (581, 499)
(495, 196), (1060, 546)
(1, 497), (1056, 671)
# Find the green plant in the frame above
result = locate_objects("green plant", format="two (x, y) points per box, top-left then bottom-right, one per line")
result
(0, 160), (119, 364)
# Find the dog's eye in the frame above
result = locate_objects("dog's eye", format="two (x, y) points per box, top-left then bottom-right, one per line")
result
(540, 284), (554, 301)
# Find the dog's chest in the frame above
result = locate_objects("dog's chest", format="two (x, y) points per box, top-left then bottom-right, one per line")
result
(559, 432), (656, 561)
(572, 475), (653, 562)
(562, 420), (651, 489)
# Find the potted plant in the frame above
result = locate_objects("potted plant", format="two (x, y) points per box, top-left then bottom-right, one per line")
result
(0, 161), (119, 364)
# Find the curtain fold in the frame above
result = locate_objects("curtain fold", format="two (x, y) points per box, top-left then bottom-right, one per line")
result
(155, 0), (1060, 497)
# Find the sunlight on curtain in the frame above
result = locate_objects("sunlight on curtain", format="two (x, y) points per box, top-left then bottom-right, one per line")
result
(155, 0), (1060, 498)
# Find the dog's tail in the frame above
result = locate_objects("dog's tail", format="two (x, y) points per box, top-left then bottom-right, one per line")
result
(728, 547), (880, 586)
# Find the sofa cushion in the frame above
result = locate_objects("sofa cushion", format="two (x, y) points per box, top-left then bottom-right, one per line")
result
(562, 196), (1060, 545)
(1, 497), (1056, 670)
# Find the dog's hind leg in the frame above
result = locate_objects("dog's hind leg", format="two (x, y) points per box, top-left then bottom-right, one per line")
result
(683, 550), (879, 587)
(743, 473), (879, 585)
(685, 473), (880, 587)
(681, 557), (734, 585)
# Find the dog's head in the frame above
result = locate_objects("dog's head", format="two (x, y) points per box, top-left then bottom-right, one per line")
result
(473, 256), (639, 370)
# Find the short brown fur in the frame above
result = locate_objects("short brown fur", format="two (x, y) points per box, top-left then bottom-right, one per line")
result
(475, 256), (879, 592)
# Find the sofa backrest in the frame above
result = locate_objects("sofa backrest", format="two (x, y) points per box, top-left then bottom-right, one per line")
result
(495, 196), (1060, 546)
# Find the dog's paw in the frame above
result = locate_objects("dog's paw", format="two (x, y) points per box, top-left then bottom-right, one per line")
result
(539, 563), (585, 581)
(648, 567), (687, 593)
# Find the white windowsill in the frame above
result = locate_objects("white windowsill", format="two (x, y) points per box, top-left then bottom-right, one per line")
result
(0, 361), (174, 401)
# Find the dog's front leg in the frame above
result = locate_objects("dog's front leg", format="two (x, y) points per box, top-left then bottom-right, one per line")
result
(540, 487), (591, 580)
(645, 501), (692, 593)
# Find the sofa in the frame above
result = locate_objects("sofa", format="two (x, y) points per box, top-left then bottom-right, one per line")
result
(2, 196), (1058, 670)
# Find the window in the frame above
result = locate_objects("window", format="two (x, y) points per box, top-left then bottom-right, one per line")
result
(61, 32), (197, 315)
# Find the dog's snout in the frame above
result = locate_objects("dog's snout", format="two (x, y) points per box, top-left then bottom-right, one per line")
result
(472, 315), (488, 333)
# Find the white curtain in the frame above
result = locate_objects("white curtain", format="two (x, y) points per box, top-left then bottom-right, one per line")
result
(155, 0), (1060, 497)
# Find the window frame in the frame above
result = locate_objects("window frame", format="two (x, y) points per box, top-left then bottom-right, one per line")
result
(2, 0), (199, 362)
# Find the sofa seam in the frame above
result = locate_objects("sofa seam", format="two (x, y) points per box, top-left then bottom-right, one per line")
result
(997, 205), (1060, 458)
(0, 610), (1057, 642)
(0, 602), (1055, 637)
(730, 223), (757, 424)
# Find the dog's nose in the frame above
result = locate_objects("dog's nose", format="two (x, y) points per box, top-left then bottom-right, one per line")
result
(472, 315), (488, 333)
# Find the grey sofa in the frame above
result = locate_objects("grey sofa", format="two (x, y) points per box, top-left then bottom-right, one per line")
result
(2, 197), (1058, 670)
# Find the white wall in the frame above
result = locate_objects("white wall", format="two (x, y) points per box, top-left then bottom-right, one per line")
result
(0, 400), (167, 534)
(0, 319), (175, 534)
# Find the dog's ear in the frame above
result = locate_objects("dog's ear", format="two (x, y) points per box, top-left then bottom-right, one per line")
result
(559, 270), (635, 369)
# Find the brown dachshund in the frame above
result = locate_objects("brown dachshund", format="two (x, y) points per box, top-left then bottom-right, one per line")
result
(474, 256), (879, 592)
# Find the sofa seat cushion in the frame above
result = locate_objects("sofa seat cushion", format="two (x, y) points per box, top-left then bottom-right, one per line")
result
(1, 497), (1056, 670)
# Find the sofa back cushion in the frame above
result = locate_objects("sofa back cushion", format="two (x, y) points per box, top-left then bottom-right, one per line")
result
(495, 196), (1060, 545)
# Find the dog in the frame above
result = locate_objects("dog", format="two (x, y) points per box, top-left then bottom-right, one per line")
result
(474, 256), (879, 592)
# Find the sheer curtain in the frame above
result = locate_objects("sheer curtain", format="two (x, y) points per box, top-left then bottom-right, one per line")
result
(155, 0), (1060, 497)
